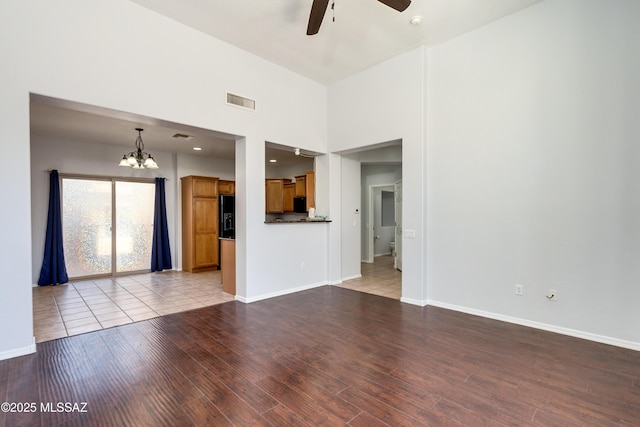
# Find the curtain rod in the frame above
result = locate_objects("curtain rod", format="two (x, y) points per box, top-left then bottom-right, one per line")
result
(46, 169), (169, 181)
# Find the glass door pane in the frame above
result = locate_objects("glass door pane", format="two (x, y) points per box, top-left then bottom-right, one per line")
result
(115, 181), (155, 273)
(62, 178), (113, 277)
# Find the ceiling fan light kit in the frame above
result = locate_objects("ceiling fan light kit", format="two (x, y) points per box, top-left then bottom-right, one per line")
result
(306, 0), (411, 35)
(293, 147), (315, 158)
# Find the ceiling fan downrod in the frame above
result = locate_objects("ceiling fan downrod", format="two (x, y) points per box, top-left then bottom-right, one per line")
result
(306, 0), (411, 36)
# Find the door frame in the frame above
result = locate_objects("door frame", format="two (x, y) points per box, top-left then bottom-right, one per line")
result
(60, 173), (156, 280)
(366, 183), (396, 263)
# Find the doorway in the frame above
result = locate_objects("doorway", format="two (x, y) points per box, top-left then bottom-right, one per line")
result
(61, 176), (155, 279)
(366, 184), (396, 263)
(337, 140), (403, 299)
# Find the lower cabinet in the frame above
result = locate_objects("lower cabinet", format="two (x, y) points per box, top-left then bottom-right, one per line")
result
(220, 238), (236, 295)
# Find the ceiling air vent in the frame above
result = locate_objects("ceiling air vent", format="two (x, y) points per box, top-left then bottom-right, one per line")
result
(226, 92), (256, 111)
(172, 133), (194, 140)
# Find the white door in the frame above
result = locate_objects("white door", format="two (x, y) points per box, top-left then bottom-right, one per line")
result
(394, 180), (402, 270)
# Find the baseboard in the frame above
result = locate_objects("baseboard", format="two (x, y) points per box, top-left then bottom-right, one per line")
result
(374, 251), (392, 257)
(400, 296), (428, 306)
(0, 339), (36, 361)
(237, 281), (328, 304)
(341, 274), (362, 281)
(426, 300), (640, 352)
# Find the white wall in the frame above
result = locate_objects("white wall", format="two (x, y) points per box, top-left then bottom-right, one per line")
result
(266, 159), (314, 179)
(426, 0), (640, 347)
(328, 0), (640, 349)
(0, 0), (327, 359)
(176, 153), (235, 181)
(340, 156), (362, 280)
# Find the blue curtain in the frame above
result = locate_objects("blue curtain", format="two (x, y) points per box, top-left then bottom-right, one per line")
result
(151, 178), (172, 271)
(38, 170), (69, 286)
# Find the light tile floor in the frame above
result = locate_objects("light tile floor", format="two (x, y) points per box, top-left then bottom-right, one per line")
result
(335, 255), (402, 299)
(33, 270), (234, 343)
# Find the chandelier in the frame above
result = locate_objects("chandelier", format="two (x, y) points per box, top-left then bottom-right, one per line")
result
(118, 128), (158, 169)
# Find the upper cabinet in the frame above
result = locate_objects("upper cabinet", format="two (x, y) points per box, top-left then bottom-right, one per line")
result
(304, 170), (315, 211)
(266, 171), (315, 214)
(266, 178), (290, 213)
(218, 180), (235, 195)
(294, 174), (306, 197)
(283, 182), (295, 212)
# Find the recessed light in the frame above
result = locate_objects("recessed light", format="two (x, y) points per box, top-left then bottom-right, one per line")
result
(269, 159), (277, 163)
(193, 147), (202, 151)
(410, 15), (422, 26)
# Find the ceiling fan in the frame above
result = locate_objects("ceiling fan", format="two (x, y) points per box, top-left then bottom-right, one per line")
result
(307, 0), (411, 35)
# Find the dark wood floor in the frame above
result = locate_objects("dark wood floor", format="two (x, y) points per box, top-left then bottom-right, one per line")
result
(2, 286), (639, 426)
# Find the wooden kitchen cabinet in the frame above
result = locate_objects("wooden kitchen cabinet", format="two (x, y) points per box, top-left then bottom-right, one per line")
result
(266, 173), (314, 214)
(283, 182), (295, 212)
(217, 180), (235, 195)
(265, 179), (283, 213)
(294, 175), (306, 197)
(182, 175), (219, 272)
(305, 170), (315, 211)
(266, 178), (292, 213)
(220, 238), (236, 295)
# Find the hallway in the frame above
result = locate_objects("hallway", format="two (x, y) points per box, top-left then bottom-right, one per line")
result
(335, 255), (401, 299)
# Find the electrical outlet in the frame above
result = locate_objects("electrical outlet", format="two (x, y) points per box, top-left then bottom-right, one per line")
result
(547, 289), (558, 301)
(515, 284), (524, 296)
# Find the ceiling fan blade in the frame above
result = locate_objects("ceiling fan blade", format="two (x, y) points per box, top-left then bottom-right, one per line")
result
(307, 0), (330, 35)
(378, 0), (411, 12)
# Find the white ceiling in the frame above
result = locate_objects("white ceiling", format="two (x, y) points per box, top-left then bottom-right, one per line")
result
(130, 0), (543, 85)
(30, 97), (238, 160)
(30, 0), (543, 163)
(30, 96), (313, 165)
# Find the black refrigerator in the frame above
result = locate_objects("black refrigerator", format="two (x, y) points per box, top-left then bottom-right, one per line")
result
(219, 194), (235, 239)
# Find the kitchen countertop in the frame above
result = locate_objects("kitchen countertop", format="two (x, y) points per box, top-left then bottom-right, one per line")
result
(265, 218), (331, 224)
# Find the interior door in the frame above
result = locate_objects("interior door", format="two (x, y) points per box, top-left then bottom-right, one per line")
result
(394, 180), (402, 271)
(374, 187), (395, 257)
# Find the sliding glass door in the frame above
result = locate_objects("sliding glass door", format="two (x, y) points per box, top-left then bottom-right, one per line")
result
(62, 177), (155, 279)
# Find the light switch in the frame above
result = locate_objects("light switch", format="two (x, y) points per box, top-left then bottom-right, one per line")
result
(404, 229), (416, 239)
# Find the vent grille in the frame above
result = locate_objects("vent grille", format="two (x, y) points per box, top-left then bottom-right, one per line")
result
(172, 133), (193, 140)
(226, 92), (256, 111)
